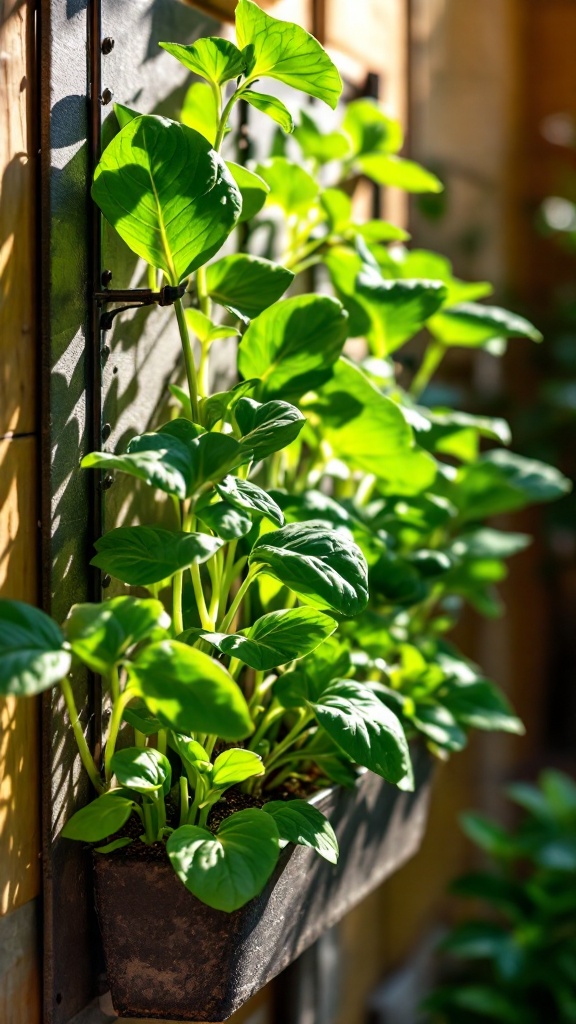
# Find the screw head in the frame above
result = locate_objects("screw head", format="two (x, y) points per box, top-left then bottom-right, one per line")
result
(101, 422), (111, 442)
(101, 574), (112, 589)
(101, 269), (113, 286)
(101, 87), (113, 105)
(101, 37), (115, 55)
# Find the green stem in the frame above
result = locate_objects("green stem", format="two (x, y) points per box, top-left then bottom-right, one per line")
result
(142, 800), (157, 844)
(214, 86), (245, 152)
(135, 729), (146, 749)
(191, 563), (213, 630)
(60, 677), (105, 794)
(263, 712), (313, 772)
(104, 689), (134, 784)
(179, 775), (189, 827)
(248, 702), (286, 750)
(174, 297), (199, 422)
(109, 665), (120, 704)
(218, 566), (259, 633)
(410, 340), (446, 399)
(157, 729), (167, 755)
(172, 570), (184, 635)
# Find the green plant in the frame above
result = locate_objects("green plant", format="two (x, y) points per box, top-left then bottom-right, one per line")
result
(423, 770), (576, 1023)
(0, 0), (570, 913)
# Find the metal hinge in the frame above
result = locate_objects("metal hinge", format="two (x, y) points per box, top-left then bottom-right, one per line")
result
(95, 276), (189, 331)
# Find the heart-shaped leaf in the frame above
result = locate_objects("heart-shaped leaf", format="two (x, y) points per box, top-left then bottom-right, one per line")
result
(243, 91), (294, 133)
(65, 596), (170, 674)
(0, 600), (71, 696)
(91, 527), (223, 587)
(167, 808), (279, 911)
(236, 0), (342, 109)
(235, 398), (305, 459)
(211, 748), (264, 788)
(92, 115), (241, 284)
(160, 38), (246, 85)
(201, 607), (337, 671)
(310, 680), (412, 785)
(128, 640), (253, 740)
(61, 791), (135, 842)
(227, 162), (269, 223)
(249, 521), (369, 617)
(206, 254), (294, 321)
(196, 500), (253, 541)
(83, 431), (192, 500)
(216, 477), (284, 528)
(263, 799), (339, 863)
(238, 294), (348, 399)
(111, 746), (172, 794)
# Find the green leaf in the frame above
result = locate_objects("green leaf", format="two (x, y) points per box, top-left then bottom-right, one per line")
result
(123, 698), (164, 737)
(357, 266), (448, 355)
(92, 114), (241, 284)
(310, 680), (412, 785)
(342, 99), (403, 156)
(250, 521), (369, 617)
(61, 791), (135, 842)
(167, 808), (279, 911)
(169, 383), (192, 420)
(450, 527), (531, 561)
(455, 449), (572, 520)
(255, 157), (319, 216)
(263, 799), (339, 863)
(196, 499), (253, 540)
(187, 432), (251, 492)
(160, 38), (245, 85)
(0, 600), (71, 697)
(358, 153), (443, 193)
(304, 358), (436, 495)
(382, 247), (492, 304)
(443, 680), (525, 735)
(200, 380), (258, 431)
(227, 162), (269, 223)
(216, 476), (284, 528)
(111, 746), (172, 794)
(181, 82), (219, 145)
(169, 733), (211, 773)
(94, 837), (134, 854)
(185, 308), (240, 344)
(294, 110), (350, 165)
(114, 102), (139, 128)
(461, 812), (517, 858)
(411, 703), (467, 751)
(236, 0), (342, 109)
(65, 596), (170, 674)
(206, 254), (294, 321)
(90, 527), (223, 587)
(429, 301), (543, 347)
(211, 748), (264, 788)
(243, 91), (294, 133)
(201, 607), (337, 671)
(83, 431), (192, 500)
(128, 640), (253, 740)
(238, 294), (348, 399)
(235, 397), (305, 459)
(321, 188), (352, 233)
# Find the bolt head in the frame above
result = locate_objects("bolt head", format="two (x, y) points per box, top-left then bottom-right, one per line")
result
(101, 37), (115, 55)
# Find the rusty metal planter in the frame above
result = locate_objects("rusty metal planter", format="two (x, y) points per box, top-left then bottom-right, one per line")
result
(94, 746), (434, 1022)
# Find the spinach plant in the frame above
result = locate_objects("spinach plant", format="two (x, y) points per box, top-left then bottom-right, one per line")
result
(424, 771), (576, 1023)
(0, 0), (570, 913)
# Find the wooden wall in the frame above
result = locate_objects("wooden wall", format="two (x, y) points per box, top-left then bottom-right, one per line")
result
(0, 0), (42, 1021)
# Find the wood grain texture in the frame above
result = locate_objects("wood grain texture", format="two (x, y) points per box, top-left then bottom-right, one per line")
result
(0, 901), (42, 1024)
(184, 0), (292, 22)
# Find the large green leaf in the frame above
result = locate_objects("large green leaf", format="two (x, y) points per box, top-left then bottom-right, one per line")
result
(216, 476), (284, 528)
(201, 607), (337, 671)
(227, 162), (269, 223)
(90, 527), (223, 587)
(357, 266), (448, 355)
(0, 600), (71, 697)
(238, 294), (348, 399)
(211, 748), (265, 788)
(167, 808), (279, 911)
(342, 99), (403, 156)
(263, 799), (339, 863)
(429, 301), (542, 347)
(61, 791), (135, 842)
(160, 38), (245, 85)
(455, 449), (571, 520)
(206, 254), (294, 321)
(111, 746), (172, 794)
(92, 115), (241, 284)
(65, 596), (169, 674)
(443, 680), (525, 735)
(82, 431), (192, 500)
(128, 640), (253, 739)
(235, 398), (305, 459)
(250, 521), (369, 617)
(243, 91), (294, 133)
(304, 358), (437, 494)
(150, 424), (250, 494)
(236, 0), (342, 109)
(181, 82), (219, 145)
(201, 379), (258, 431)
(310, 680), (412, 785)
(196, 499), (253, 541)
(254, 158), (318, 216)
(358, 154), (443, 193)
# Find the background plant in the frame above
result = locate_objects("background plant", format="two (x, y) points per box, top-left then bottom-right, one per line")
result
(423, 770), (576, 1024)
(0, 0), (570, 913)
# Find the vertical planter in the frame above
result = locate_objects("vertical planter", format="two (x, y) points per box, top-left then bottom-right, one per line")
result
(95, 746), (434, 1021)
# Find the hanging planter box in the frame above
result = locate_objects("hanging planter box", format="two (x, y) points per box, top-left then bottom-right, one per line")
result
(95, 745), (434, 1022)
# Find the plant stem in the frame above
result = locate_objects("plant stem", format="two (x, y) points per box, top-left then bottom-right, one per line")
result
(263, 711), (313, 772)
(179, 775), (189, 827)
(172, 570), (184, 635)
(60, 677), (105, 794)
(219, 566), (259, 633)
(157, 729), (167, 755)
(104, 689), (134, 784)
(142, 800), (157, 844)
(214, 86), (245, 152)
(410, 340), (446, 399)
(109, 664), (120, 704)
(248, 702), (286, 750)
(174, 297), (199, 422)
(191, 563), (213, 630)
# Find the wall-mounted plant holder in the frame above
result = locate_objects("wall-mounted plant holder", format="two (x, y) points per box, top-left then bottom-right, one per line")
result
(95, 747), (434, 1022)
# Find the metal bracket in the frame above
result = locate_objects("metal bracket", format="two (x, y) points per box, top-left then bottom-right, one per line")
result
(95, 279), (189, 330)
